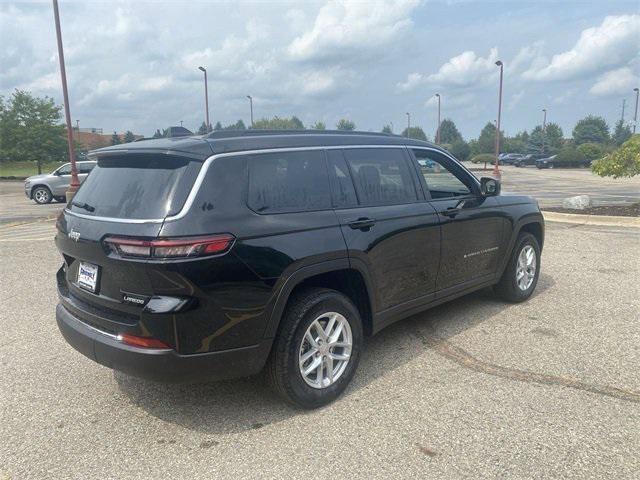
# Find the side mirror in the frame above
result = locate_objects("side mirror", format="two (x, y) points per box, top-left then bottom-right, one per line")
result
(480, 177), (500, 196)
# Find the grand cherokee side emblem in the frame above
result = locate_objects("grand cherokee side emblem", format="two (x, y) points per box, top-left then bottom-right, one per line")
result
(68, 229), (81, 242)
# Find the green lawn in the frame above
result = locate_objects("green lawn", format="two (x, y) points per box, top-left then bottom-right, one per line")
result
(0, 161), (64, 178)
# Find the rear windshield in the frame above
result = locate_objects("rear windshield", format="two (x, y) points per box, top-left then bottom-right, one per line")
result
(68, 154), (202, 219)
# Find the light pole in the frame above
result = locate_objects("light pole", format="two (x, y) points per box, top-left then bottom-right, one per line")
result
(390, 121), (394, 133)
(493, 60), (504, 177)
(52, 0), (79, 201)
(198, 66), (210, 131)
(633, 88), (639, 134)
(435, 93), (441, 144)
(541, 108), (547, 155)
(406, 112), (410, 138)
(246, 95), (253, 127)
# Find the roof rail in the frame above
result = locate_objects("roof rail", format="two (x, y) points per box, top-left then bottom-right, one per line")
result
(205, 129), (398, 139)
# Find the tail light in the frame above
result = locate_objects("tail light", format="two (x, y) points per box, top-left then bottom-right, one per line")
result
(104, 234), (235, 259)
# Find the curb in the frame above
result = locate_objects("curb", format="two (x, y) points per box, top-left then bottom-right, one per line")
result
(542, 211), (640, 228)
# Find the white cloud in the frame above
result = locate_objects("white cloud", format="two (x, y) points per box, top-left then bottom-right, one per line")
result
(424, 48), (499, 87)
(589, 67), (639, 97)
(397, 72), (424, 92)
(288, 0), (420, 61)
(507, 90), (525, 111)
(425, 92), (475, 109)
(523, 14), (640, 81)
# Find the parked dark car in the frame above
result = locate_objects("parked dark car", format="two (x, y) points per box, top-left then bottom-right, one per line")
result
(515, 153), (548, 167)
(536, 155), (591, 169)
(499, 153), (526, 165)
(55, 130), (544, 408)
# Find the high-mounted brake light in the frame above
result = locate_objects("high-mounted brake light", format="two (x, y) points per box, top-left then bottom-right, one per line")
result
(104, 234), (235, 259)
(117, 333), (172, 350)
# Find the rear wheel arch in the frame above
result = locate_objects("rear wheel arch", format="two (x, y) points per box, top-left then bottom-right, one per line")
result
(267, 263), (375, 339)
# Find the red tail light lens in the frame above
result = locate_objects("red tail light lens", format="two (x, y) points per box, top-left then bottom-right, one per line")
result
(117, 333), (172, 350)
(104, 234), (235, 259)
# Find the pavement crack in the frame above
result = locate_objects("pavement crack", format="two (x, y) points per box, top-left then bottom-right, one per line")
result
(415, 329), (640, 404)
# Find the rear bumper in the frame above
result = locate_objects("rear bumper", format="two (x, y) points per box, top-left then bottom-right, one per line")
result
(56, 303), (272, 383)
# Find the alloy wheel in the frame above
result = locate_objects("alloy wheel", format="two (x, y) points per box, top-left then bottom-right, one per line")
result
(298, 312), (353, 389)
(516, 245), (536, 291)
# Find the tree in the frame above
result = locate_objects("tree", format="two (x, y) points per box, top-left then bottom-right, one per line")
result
(197, 122), (209, 135)
(401, 126), (427, 141)
(310, 121), (326, 130)
(0, 90), (67, 173)
(476, 122), (503, 154)
(528, 122), (563, 155)
(110, 132), (121, 145)
(438, 119), (462, 144)
(152, 129), (163, 138)
(577, 143), (605, 161)
(253, 116), (305, 130)
(213, 121), (223, 131)
(336, 119), (356, 131)
(572, 115), (609, 145)
(592, 134), (640, 178)
(612, 119), (632, 146)
(502, 130), (528, 153)
(123, 130), (135, 143)
(449, 139), (471, 161)
(223, 120), (246, 130)
(381, 124), (393, 134)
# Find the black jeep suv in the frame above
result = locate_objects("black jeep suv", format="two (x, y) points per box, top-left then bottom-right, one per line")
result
(55, 130), (544, 408)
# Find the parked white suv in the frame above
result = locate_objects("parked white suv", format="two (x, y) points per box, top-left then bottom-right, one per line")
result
(24, 161), (96, 204)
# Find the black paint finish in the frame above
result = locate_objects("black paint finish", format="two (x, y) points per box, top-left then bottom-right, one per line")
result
(55, 132), (544, 382)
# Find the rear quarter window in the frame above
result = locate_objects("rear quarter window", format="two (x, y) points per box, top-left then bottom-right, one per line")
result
(247, 150), (331, 213)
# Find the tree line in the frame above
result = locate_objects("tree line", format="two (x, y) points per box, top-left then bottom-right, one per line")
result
(1, 90), (637, 178)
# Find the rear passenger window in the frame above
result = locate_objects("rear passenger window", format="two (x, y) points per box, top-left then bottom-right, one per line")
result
(247, 150), (331, 213)
(326, 150), (357, 208)
(343, 148), (417, 205)
(79, 163), (95, 174)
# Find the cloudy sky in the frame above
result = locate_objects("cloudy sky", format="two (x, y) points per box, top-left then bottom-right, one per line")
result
(1, 0), (638, 139)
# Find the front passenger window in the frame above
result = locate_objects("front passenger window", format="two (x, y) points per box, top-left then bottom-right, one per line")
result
(413, 150), (472, 199)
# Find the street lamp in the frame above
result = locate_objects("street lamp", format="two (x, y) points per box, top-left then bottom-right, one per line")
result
(493, 60), (504, 177)
(52, 0), (79, 201)
(541, 108), (547, 155)
(198, 66), (210, 131)
(406, 112), (411, 138)
(246, 95), (253, 127)
(633, 88), (639, 134)
(435, 93), (441, 144)
(390, 121), (394, 133)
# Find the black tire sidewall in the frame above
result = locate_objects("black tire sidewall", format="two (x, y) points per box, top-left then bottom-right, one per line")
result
(277, 290), (363, 408)
(503, 233), (541, 301)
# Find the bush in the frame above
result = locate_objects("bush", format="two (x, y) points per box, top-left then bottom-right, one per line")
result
(470, 154), (495, 165)
(592, 135), (640, 178)
(555, 147), (586, 163)
(577, 142), (605, 161)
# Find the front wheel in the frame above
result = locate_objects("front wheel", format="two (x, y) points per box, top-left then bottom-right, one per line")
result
(265, 288), (363, 409)
(494, 232), (541, 302)
(32, 186), (52, 204)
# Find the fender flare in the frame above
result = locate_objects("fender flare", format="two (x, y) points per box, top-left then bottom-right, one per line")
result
(498, 213), (545, 278)
(263, 257), (377, 338)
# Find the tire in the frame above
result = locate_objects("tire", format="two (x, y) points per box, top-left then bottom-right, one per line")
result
(494, 232), (541, 303)
(32, 186), (52, 204)
(55, 196), (67, 203)
(265, 287), (363, 409)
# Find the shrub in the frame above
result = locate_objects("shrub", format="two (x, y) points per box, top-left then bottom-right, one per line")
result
(555, 147), (585, 163)
(592, 135), (640, 178)
(470, 154), (495, 165)
(577, 142), (604, 161)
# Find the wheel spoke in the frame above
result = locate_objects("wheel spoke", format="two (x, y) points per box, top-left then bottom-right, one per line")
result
(328, 321), (344, 344)
(305, 331), (319, 349)
(329, 352), (350, 361)
(299, 348), (317, 366)
(313, 320), (327, 341)
(316, 356), (324, 384)
(325, 356), (334, 383)
(303, 357), (322, 377)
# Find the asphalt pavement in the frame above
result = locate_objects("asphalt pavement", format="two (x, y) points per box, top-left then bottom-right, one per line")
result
(0, 216), (638, 479)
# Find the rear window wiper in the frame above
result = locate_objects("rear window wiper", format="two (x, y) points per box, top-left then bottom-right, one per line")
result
(71, 201), (95, 212)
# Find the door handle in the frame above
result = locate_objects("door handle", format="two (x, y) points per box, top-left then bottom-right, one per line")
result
(441, 207), (461, 218)
(348, 217), (376, 230)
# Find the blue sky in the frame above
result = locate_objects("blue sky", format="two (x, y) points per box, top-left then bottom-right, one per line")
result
(1, 0), (638, 139)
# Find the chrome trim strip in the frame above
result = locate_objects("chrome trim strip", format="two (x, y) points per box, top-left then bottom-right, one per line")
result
(64, 143), (424, 224)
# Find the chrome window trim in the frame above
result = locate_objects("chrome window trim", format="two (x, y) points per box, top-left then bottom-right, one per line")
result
(64, 144), (428, 224)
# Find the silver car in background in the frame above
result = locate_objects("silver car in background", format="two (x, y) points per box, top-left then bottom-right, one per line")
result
(24, 161), (96, 204)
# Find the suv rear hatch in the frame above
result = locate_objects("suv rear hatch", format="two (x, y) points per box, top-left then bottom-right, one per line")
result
(55, 151), (206, 348)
